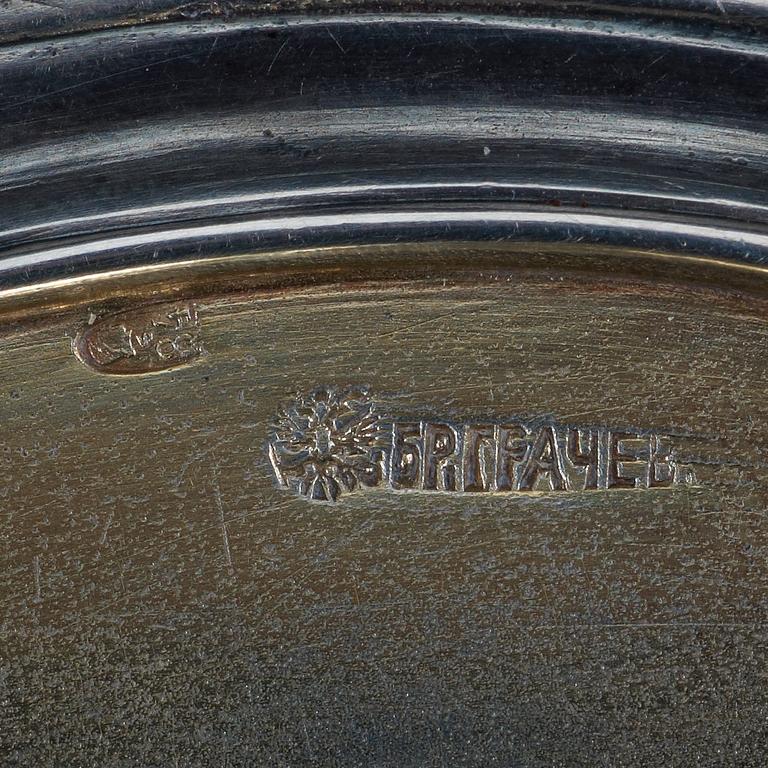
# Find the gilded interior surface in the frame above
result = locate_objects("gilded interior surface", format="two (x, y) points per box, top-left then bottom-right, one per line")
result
(1, 1), (768, 763)
(1, 247), (766, 762)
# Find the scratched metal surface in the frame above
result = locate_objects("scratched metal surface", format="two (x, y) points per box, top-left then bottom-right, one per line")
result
(1, 11), (768, 283)
(2, 252), (768, 765)
(2, 0), (768, 45)
(1, 4), (768, 767)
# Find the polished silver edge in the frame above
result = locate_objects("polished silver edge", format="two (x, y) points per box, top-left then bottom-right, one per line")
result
(2, 13), (766, 287)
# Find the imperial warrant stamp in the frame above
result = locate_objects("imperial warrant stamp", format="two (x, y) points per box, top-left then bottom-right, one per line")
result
(268, 386), (695, 502)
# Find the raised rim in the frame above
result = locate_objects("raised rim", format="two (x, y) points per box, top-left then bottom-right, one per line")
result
(1, 13), (767, 290)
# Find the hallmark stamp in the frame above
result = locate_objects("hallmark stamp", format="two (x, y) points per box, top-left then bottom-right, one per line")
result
(74, 302), (202, 375)
(269, 386), (695, 502)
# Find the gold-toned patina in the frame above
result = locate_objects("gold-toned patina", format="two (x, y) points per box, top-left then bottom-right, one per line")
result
(2, 243), (767, 756)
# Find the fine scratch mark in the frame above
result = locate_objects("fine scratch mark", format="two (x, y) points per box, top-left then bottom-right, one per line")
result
(32, 555), (41, 603)
(24, 0), (67, 9)
(375, 311), (459, 339)
(5, 52), (195, 110)
(267, 38), (290, 75)
(172, 436), (227, 490)
(326, 28), (347, 54)
(302, 718), (316, 761)
(99, 511), (114, 547)
(213, 473), (234, 573)
(202, 35), (220, 68)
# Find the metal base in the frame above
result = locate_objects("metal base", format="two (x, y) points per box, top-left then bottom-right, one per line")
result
(2, 8), (768, 767)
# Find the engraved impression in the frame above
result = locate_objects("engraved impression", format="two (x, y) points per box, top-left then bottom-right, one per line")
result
(74, 302), (202, 375)
(269, 387), (389, 502)
(269, 387), (695, 502)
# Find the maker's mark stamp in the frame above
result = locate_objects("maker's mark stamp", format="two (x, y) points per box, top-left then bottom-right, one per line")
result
(74, 302), (202, 375)
(269, 386), (695, 502)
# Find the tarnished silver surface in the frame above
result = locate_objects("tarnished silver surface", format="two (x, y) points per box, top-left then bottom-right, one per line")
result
(1, 4), (768, 766)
